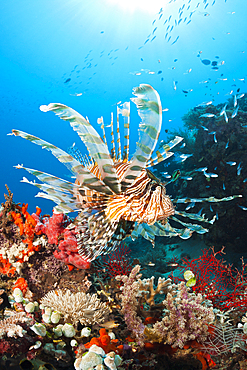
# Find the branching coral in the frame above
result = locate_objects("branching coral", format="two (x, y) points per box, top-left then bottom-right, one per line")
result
(144, 281), (215, 348)
(173, 247), (247, 312)
(116, 265), (146, 346)
(0, 311), (32, 338)
(40, 289), (110, 327)
(116, 265), (215, 349)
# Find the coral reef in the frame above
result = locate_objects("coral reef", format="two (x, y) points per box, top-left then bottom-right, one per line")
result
(1, 187), (247, 369)
(164, 94), (247, 252)
(116, 265), (214, 349)
(40, 289), (110, 326)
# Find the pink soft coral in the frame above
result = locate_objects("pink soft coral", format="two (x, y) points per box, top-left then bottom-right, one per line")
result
(54, 229), (90, 269)
(34, 211), (67, 244)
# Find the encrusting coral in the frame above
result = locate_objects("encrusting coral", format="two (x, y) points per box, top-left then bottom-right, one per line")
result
(40, 289), (110, 327)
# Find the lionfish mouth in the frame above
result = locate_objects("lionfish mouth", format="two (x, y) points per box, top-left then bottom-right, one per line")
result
(10, 84), (241, 264)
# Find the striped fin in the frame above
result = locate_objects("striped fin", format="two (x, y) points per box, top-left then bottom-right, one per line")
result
(121, 84), (162, 190)
(15, 165), (78, 194)
(19, 176), (81, 213)
(131, 221), (195, 243)
(174, 210), (216, 224)
(169, 216), (209, 234)
(147, 151), (174, 167)
(146, 136), (184, 167)
(39, 103), (121, 194)
(76, 213), (119, 262)
(11, 130), (113, 195)
(173, 194), (242, 204)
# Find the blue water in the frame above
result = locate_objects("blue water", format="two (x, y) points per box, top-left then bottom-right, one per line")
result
(0, 0), (246, 215)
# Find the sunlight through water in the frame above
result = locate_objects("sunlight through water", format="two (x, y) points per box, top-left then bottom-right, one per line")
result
(106, 0), (166, 14)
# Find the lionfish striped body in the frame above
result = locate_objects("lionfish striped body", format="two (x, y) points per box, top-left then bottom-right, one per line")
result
(11, 84), (241, 266)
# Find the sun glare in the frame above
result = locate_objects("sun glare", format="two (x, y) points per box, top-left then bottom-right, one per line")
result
(106, 0), (166, 14)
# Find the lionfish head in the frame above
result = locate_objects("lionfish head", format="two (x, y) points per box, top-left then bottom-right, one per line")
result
(123, 167), (175, 225)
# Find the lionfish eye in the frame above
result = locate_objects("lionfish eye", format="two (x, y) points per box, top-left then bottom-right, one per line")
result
(151, 184), (157, 192)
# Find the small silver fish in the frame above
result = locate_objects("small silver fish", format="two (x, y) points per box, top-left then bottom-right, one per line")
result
(203, 171), (218, 178)
(223, 111), (228, 123)
(233, 95), (237, 107)
(225, 140), (229, 149)
(195, 167), (208, 172)
(237, 162), (242, 176)
(180, 176), (193, 180)
(222, 182), (225, 190)
(220, 103), (227, 116)
(226, 161), (236, 166)
(201, 125), (209, 131)
(179, 153), (193, 162)
(237, 93), (245, 99)
(237, 205), (247, 211)
(200, 113), (215, 118)
(243, 178), (247, 183)
(231, 105), (239, 118)
(197, 100), (213, 107)
(147, 262), (155, 266)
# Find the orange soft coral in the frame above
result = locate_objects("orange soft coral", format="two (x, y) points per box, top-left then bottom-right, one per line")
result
(84, 328), (123, 354)
(0, 258), (16, 276)
(0, 205), (43, 276)
(13, 277), (28, 294)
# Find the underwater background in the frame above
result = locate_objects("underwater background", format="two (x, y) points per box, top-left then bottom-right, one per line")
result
(1, 0), (247, 257)
(1, 1), (247, 369)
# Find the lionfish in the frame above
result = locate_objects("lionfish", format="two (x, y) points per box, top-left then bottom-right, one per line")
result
(10, 84), (240, 266)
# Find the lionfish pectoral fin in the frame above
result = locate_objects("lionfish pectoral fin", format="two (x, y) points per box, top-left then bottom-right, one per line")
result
(39, 103), (121, 195)
(75, 213), (119, 261)
(12, 130), (114, 196)
(169, 216), (209, 235)
(121, 84), (162, 191)
(173, 194), (242, 204)
(174, 210), (216, 224)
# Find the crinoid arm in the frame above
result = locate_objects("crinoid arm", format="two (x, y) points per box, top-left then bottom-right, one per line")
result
(39, 103), (121, 194)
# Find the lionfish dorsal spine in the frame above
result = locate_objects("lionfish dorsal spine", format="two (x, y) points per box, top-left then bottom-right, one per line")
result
(120, 101), (130, 162)
(116, 106), (122, 162)
(110, 112), (116, 161)
(97, 116), (107, 145)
